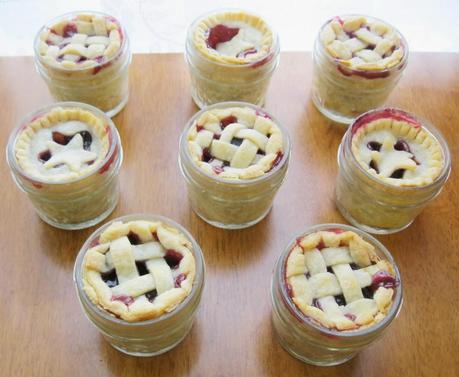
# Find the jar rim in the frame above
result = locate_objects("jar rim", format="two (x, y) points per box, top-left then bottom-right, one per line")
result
(315, 14), (409, 76)
(185, 8), (280, 69)
(340, 107), (452, 192)
(179, 101), (291, 186)
(275, 223), (403, 338)
(33, 10), (129, 73)
(5, 101), (122, 186)
(73, 213), (206, 327)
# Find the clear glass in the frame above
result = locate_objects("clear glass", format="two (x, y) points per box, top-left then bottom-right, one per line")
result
(34, 11), (132, 117)
(73, 214), (205, 357)
(312, 15), (408, 124)
(6, 101), (123, 230)
(178, 101), (290, 229)
(185, 9), (280, 108)
(271, 223), (403, 366)
(335, 108), (451, 234)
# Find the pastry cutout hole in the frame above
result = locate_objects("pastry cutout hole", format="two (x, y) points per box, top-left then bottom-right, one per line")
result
(101, 269), (119, 288)
(230, 137), (244, 147)
(390, 169), (405, 179)
(135, 261), (149, 276)
(38, 150), (52, 162)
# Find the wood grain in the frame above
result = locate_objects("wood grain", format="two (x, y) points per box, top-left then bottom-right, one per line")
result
(0, 53), (458, 377)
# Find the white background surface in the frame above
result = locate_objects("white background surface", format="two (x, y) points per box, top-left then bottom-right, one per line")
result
(1, 0), (458, 55)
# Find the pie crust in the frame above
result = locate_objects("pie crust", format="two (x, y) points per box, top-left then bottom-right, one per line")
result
(193, 11), (274, 65)
(187, 106), (284, 179)
(351, 109), (444, 187)
(37, 13), (123, 70)
(14, 107), (110, 182)
(285, 229), (398, 331)
(82, 220), (196, 322)
(320, 15), (405, 72)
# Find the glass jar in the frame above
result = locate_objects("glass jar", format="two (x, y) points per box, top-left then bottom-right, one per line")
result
(271, 223), (403, 366)
(34, 11), (132, 117)
(73, 214), (205, 357)
(185, 10), (280, 108)
(178, 102), (290, 229)
(6, 102), (123, 230)
(312, 15), (408, 124)
(336, 108), (451, 234)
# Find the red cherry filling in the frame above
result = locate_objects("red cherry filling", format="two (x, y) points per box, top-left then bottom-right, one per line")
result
(213, 166), (224, 175)
(390, 169), (405, 179)
(237, 47), (258, 58)
(111, 294), (134, 306)
(312, 298), (322, 309)
(351, 109), (421, 136)
(367, 141), (382, 151)
(164, 249), (183, 269)
(62, 22), (78, 38)
(230, 137), (243, 146)
(268, 151), (284, 172)
(52, 131), (93, 150)
(220, 115), (238, 129)
(38, 150), (52, 162)
(202, 147), (213, 162)
(394, 139), (410, 152)
(369, 160), (379, 174)
(206, 24), (240, 49)
(174, 273), (186, 288)
(371, 271), (398, 290)
(344, 313), (357, 321)
(101, 269), (119, 288)
(135, 261), (149, 276)
(127, 231), (141, 245)
(145, 289), (158, 303)
(196, 125), (204, 132)
(255, 109), (272, 119)
(334, 294), (346, 306)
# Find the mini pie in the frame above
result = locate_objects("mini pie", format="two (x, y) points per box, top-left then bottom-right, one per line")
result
(193, 10), (274, 65)
(82, 220), (196, 322)
(37, 13), (123, 70)
(320, 15), (404, 72)
(187, 106), (284, 179)
(285, 229), (398, 331)
(14, 106), (110, 182)
(351, 109), (444, 187)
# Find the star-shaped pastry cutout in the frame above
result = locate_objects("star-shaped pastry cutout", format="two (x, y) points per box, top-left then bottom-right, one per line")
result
(43, 134), (97, 172)
(370, 136), (417, 178)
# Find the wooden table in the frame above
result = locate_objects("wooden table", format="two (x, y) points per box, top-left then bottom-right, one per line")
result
(0, 53), (458, 377)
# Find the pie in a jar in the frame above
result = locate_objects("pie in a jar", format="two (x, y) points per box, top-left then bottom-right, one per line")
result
(14, 106), (111, 182)
(36, 13), (123, 69)
(187, 106), (284, 179)
(351, 108), (444, 187)
(320, 15), (405, 73)
(82, 220), (196, 322)
(285, 229), (399, 331)
(193, 10), (274, 65)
